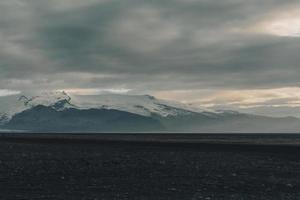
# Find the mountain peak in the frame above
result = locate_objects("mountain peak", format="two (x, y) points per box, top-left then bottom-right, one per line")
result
(20, 91), (71, 108)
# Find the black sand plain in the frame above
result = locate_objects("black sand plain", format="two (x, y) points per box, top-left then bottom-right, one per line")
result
(0, 133), (300, 199)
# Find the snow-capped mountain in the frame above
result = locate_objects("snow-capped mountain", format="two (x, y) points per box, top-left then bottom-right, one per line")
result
(0, 91), (71, 124)
(2, 91), (300, 133)
(2, 92), (205, 117)
(0, 91), (203, 124)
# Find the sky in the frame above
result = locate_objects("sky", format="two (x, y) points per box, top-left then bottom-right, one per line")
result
(1, 0), (300, 117)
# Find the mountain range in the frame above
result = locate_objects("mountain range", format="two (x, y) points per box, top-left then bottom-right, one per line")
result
(1, 91), (300, 133)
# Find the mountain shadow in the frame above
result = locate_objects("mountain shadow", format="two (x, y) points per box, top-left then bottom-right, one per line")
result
(5, 105), (164, 132)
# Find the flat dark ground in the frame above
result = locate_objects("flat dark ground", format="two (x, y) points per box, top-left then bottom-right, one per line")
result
(1, 134), (300, 199)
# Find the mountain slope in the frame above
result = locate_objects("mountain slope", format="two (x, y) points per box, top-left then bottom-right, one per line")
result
(4, 105), (164, 132)
(69, 94), (203, 117)
(0, 91), (73, 124)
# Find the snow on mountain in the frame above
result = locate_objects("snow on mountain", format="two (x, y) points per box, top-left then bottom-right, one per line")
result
(4, 91), (299, 133)
(0, 91), (207, 124)
(70, 94), (205, 117)
(18, 91), (74, 111)
(0, 95), (27, 124)
(0, 91), (72, 124)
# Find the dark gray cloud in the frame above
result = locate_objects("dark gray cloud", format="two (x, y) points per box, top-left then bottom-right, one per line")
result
(0, 0), (300, 93)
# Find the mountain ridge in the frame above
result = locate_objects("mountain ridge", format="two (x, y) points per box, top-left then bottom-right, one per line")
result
(1, 91), (300, 133)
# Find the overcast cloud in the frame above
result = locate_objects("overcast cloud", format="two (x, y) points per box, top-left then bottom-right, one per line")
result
(1, 0), (300, 116)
